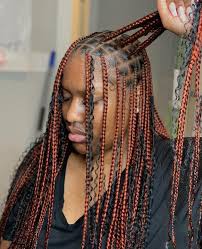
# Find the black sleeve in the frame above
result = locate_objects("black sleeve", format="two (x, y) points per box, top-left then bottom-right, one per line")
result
(2, 197), (21, 241)
(146, 135), (202, 249)
(1, 142), (40, 241)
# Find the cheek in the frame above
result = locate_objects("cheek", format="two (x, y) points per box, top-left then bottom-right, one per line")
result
(91, 113), (116, 153)
(72, 143), (87, 155)
(90, 101), (117, 150)
(62, 104), (67, 119)
(104, 94), (130, 148)
(92, 104), (104, 139)
(104, 98), (117, 149)
(105, 115), (117, 149)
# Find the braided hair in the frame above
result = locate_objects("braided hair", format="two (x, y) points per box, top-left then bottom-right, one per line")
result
(0, 4), (201, 248)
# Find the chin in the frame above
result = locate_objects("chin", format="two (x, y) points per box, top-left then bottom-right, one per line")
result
(72, 142), (87, 155)
(71, 141), (101, 156)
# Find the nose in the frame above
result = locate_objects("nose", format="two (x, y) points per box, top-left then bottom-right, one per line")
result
(63, 98), (85, 124)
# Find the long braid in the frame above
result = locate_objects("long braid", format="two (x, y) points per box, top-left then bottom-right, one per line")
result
(122, 18), (163, 47)
(129, 57), (149, 246)
(32, 120), (53, 245)
(111, 70), (126, 249)
(187, 53), (201, 247)
(137, 52), (153, 248)
(103, 11), (160, 42)
(121, 84), (134, 248)
(105, 69), (122, 249)
(98, 69), (122, 249)
(126, 86), (139, 249)
(129, 27), (165, 56)
(23, 137), (46, 245)
(169, 7), (202, 246)
(135, 53), (151, 248)
(95, 56), (109, 225)
(118, 78), (127, 248)
(0, 148), (41, 247)
(81, 53), (94, 249)
(1, 5), (201, 249)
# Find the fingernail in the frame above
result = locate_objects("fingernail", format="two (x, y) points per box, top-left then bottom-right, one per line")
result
(178, 6), (188, 23)
(186, 6), (193, 19)
(169, 2), (178, 17)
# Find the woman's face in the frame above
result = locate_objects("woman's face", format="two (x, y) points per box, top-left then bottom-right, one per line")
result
(61, 52), (130, 155)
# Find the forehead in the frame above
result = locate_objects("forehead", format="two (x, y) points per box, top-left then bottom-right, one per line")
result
(62, 52), (104, 94)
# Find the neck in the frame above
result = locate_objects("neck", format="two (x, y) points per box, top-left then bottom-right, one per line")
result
(70, 133), (129, 184)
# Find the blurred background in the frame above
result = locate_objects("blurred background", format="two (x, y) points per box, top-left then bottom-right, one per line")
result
(0, 0), (198, 205)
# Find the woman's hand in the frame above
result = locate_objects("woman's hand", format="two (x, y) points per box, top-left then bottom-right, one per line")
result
(157, 0), (196, 35)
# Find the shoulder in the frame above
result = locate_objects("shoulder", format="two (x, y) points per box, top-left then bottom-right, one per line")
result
(7, 140), (42, 194)
(149, 136), (201, 237)
(153, 134), (202, 168)
(2, 179), (35, 241)
(153, 136), (202, 206)
(1, 141), (42, 241)
(153, 133), (173, 166)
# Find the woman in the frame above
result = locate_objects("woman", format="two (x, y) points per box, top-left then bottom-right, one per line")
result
(0, 0), (201, 248)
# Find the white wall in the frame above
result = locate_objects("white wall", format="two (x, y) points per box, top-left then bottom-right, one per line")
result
(89, 0), (178, 125)
(32, 0), (73, 62)
(0, 0), (73, 205)
(31, 0), (58, 53)
(0, 72), (46, 205)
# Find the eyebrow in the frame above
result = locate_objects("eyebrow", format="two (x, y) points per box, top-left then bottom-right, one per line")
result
(61, 86), (69, 92)
(61, 85), (86, 96)
(61, 86), (70, 92)
(61, 85), (103, 97)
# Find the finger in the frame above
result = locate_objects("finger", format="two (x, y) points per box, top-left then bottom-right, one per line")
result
(157, 0), (182, 32)
(157, 0), (173, 29)
(167, 0), (186, 20)
(183, 0), (194, 21)
(174, 0), (189, 23)
(166, 0), (193, 33)
(166, 0), (187, 24)
(182, 0), (194, 34)
(168, 1), (178, 17)
(183, 0), (192, 6)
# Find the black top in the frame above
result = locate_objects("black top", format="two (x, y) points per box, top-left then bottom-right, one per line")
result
(3, 135), (202, 248)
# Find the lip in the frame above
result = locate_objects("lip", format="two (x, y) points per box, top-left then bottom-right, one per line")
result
(68, 133), (86, 143)
(67, 127), (86, 143)
(67, 127), (86, 136)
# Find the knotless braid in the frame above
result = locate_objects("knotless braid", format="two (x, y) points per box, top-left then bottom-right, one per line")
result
(95, 56), (109, 224)
(105, 69), (122, 249)
(168, 4), (202, 247)
(0, 4), (201, 249)
(98, 68), (122, 249)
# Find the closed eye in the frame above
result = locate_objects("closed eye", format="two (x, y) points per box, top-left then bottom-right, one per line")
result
(81, 98), (103, 106)
(86, 99), (103, 106)
(63, 97), (71, 102)
(62, 89), (71, 102)
(94, 98), (103, 104)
